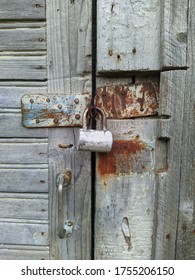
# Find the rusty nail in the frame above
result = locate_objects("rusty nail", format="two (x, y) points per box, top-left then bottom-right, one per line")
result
(67, 221), (73, 227)
(53, 118), (59, 124)
(30, 99), (34, 103)
(36, 119), (40, 124)
(74, 98), (79, 104)
(58, 104), (62, 109)
(46, 97), (50, 103)
(75, 114), (80, 120)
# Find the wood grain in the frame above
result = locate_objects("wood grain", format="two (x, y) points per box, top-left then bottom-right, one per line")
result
(0, 28), (46, 51)
(95, 119), (158, 259)
(0, 222), (49, 246)
(0, 0), (46, 19)
(153, 71), (186, 259)
(176, 0), (195, 260)
(97, 0), (161, 72)
(0, 246), (49, 260)
(0, 168), (48, 193)
(0, 193), (48, 220)
(0, 86), (47, 108)
(47, 0), (92, 260)
(161, 0), (188, 68)
(0, 113), (48, 138)
(0, 142), (48, 164)
(0, 56), (47, 81)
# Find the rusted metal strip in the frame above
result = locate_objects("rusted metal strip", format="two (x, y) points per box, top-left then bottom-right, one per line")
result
(21, 93), (89, 128)
(95, 82), (159, 119)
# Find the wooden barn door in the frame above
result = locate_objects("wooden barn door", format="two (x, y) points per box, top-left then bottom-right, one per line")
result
(0, 0), (194, 260)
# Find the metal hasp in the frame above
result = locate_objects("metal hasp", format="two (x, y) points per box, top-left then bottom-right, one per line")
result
(21, 93), (89, 127)
(56, 171), (72, 239)
(95, 82), (159, 119)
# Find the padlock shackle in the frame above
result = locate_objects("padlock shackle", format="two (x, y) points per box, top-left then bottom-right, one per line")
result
(83, 107), (107, 131)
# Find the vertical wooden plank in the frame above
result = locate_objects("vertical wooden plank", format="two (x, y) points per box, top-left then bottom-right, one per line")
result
(153, 71), (186, 259)
(176, 0), (195, 260)
(47, 0), (92, 259)
(161, 0), (188, 69)
(95, 119), (158, 259)
(97, 0), (161, 72)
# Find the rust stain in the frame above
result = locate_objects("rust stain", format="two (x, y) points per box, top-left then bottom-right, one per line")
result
(98, 138), (146, 177)
(95, 82), (159, 119)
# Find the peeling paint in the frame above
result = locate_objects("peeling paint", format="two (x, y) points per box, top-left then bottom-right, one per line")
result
(95, 82), (159, 119)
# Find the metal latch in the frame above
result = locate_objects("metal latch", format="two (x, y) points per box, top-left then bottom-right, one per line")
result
(21, 93), (89, 128)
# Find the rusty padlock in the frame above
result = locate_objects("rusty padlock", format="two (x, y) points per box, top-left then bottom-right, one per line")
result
(77, 107), (113, 152)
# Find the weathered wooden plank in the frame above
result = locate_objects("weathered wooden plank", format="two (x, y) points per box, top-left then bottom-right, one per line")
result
(0, 222), (49, 246)
(47, 0), (92, 260)
(47, 0), (91, 80)
(0, 86), (47, 108)
(95, 119), (158, 259)
(161, 0), (188, 68)
(0, 28), (46, 51)
(0, 142), (48, 164)
(0, 113), (48, 137)
(0, 194), (48, 220)
(0, 247), (49, 260)
(0, 168), (48, 193)
(153, 71), (186, 259)
(0, 56), (46, 80)
(176, 0), (195, 260)
(97, 0), (161, 72)
(0, 0), (46, 19)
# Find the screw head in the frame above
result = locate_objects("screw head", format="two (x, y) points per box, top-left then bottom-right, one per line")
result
(58, 104), (62, 109)
(46, 97), (50, 103)
(36, 118), (40, 124)
(74, 98), (79, 104)
(75, 114), (80, 120)
(30, 99), (34, 103)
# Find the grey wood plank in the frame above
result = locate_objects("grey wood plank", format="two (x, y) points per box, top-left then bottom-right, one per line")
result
(0, 113), (48, 138)
(176, 0), (195, 260)
(95, 119), (158, 259)
(0, 248), (49, 260)
(0, 86), (47, 108)
(97, 0), (161, 72)
(0, 142), (48, 164)
(0, 168), (48, 193)
(153, 71), (186, 259)
(0, 56), (46, 80)
(0, 0), (46, 19)
(0, 28), (46, 51)
(161, 0), (188, 69)
(0, 222), (49, 246)
(0, 194), (48, 220)
(47, 0), (92, 260)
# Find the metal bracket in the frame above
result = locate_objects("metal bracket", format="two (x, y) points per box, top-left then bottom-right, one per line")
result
(21, 93), (89, 128)
(95, 82), (159, 119)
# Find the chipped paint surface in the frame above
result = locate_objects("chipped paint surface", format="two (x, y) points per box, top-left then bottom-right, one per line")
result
(21, 93), (89, 128)
(97, 137), (152, 177)
(95, 82), (159, 119)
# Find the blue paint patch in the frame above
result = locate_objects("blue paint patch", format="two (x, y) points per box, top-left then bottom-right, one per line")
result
(21, 94), (89, 128)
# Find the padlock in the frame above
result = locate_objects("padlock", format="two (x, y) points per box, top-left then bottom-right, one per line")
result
(77, 107), (113, 152)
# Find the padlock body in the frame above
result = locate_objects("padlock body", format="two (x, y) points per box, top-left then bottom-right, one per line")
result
(77, 129), (113, 152)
